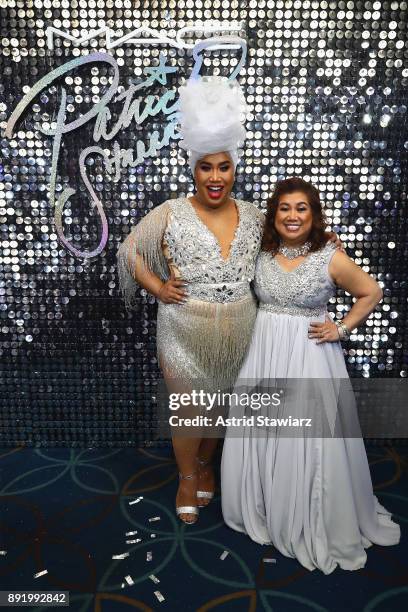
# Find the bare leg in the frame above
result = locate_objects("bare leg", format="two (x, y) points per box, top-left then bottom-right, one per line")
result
(196, 437), (218, 506)
(172, 435), (202, 523)
(164, 370), (203, 523)
(197, 437), (219, 463)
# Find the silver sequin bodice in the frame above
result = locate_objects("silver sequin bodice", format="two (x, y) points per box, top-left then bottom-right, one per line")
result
(163, 197), (264, 303)
(254, 241), (337, 317)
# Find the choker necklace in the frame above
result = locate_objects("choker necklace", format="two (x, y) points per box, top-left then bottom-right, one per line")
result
(278, 241), (312, 259)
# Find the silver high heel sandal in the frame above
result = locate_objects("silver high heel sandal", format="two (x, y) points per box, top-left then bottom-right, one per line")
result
(176, 470), (199, 524)
(196, 457), (215, 507)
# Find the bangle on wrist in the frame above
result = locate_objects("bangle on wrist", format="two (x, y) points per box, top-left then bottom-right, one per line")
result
(335, 320), (351, 341)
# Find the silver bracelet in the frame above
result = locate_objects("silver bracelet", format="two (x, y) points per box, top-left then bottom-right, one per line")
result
(335, 320), (350, 341)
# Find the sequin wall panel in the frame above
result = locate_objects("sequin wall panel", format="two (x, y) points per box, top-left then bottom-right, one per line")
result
(0, 0), (407, 447)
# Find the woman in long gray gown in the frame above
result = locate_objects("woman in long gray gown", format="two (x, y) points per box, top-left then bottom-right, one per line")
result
(221, 177), (400, 574)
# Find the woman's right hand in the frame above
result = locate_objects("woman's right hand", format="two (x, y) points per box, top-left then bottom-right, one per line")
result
(157, 271), (188, 304)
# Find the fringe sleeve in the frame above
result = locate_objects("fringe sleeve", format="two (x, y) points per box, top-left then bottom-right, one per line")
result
(116, 201), (171, 311)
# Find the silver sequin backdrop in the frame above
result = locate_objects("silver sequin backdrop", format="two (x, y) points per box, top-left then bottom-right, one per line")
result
(0, 0), (407, 446)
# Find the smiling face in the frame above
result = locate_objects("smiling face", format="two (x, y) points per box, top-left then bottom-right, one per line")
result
(193, 152), (235, 208)
(274, 191), (313, 246)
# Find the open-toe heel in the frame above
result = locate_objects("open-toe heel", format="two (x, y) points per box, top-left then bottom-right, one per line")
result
(176, 470), (199, 524)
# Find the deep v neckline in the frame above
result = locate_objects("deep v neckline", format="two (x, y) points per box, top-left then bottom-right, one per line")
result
(186, 197), (241, 263)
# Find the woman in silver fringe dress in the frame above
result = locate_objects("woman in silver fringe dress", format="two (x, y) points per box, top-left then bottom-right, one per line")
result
(116, 77), (264, 525)
(117, 166), (264, 523)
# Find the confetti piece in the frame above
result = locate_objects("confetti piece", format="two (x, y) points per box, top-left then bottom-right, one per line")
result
(154, 591), (165, 603)
(125, 530), (138, 536)
(150, 534), (157, 538)
(126, 539), (141, 544)
(149, 574), (160, 584)
(220, 550), (229, 560)
(129, 496), (143, 505)
(146, 551), (152, 562)
(34, 570), (48, 578)
(121, 583), (125, 589)
(148, 516), (161, 522)
(0, 551), (7, 556)
(112, 552), (130, 560)
(263, 557), (277, 563)
(125, 575), (135, 586)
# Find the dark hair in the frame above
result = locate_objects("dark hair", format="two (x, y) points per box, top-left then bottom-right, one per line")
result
(261, 177), (329, 253)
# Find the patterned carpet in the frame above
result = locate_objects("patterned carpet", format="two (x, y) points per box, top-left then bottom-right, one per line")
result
(0, 444), (407, 611)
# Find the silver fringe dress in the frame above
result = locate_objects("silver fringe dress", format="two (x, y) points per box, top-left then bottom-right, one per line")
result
(117, 196), (264, 388)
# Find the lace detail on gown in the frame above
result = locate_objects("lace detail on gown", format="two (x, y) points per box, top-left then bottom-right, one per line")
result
(254, 241), (337, 316)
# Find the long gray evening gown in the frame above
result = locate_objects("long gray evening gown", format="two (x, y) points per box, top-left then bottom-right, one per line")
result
(221, 241), (400, 574)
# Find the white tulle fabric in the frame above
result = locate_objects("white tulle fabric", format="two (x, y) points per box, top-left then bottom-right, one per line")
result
(178, 76), (246, 172)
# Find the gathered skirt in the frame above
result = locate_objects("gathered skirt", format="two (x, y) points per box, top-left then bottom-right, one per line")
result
(221, 309), (401, 574)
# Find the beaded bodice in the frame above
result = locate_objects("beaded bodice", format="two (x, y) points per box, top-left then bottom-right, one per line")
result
(163, 197), (264, 302)
(254, 241), (337, 317)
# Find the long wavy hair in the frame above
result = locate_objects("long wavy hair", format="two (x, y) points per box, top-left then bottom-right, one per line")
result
(261, 177), (329, 253)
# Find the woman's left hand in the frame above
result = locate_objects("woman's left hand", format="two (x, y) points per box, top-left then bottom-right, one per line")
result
(327, 231), (345, 252)
(308, 316), (340, 344)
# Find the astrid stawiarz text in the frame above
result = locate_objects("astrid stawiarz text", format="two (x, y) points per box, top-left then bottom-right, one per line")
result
(168, 415), (313, 428)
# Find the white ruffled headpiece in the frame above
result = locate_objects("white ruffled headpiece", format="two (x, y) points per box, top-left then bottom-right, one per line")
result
(178, 76), (247, 173)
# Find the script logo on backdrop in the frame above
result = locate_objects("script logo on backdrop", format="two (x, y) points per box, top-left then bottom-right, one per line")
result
(4, 24), (247, 258)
